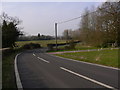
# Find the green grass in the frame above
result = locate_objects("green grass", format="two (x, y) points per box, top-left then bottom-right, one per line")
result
(48, 43), (102, 52)
(56, 49), (119, 68)
(16, 40), (66, 48)
(60, 44), (100, 50)
(16, 40), (102, 52)
(2, 48), (22, 88)
(75, 43), (101, 50)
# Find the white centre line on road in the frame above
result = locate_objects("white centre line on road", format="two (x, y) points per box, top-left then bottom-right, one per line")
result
(33, 53), (36, 56)
(37, 57), (50, 63)
(60, 67), (116, 89)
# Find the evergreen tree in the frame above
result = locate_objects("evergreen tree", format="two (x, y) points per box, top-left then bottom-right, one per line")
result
(1, 13), (23, 48)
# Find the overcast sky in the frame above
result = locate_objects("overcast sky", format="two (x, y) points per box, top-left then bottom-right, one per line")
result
(2, 2), (105, 36)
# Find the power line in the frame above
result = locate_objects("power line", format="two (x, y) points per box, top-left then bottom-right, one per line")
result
(57, 6), (107, 24)
(57, 16), (81, 24)
(57, 11), (97, 24)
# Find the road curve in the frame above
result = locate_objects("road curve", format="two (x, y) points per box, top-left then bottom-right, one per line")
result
(16, 49), (119, 89)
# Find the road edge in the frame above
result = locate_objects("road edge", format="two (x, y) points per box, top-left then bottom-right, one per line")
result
(46, 53), (120, 70)
(14, 53), (23, 89)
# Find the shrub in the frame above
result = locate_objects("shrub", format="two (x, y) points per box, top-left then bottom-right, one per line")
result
(69, 40), (76, 49)
(64, 40), (76, 50)
(64, 46), (70, 50)
(47, 44), (54, 51)
(22, 43), (41, 49)
(2, 48), (14, 59)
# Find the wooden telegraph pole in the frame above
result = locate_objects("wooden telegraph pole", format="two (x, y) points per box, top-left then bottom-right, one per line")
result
(55, 23), (57, 51)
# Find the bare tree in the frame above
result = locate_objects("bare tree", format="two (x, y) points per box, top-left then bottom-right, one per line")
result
(79, 2), (120, 47)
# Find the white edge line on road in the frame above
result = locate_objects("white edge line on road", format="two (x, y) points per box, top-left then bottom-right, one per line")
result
(14, 53), (23, 89)
(47, 54), (120, 70)
(37, 57), (49, 63)
(60, 67), (115, 89)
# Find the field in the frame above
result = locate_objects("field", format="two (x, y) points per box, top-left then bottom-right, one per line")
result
(16, 40), (101, 51)
(16, 40), (66, 47)
(56, 49), (119, 68)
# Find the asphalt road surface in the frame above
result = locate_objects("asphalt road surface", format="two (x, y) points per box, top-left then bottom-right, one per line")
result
(17, 49), (119, 89)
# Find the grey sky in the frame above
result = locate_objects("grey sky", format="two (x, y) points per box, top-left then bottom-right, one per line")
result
(2, 2), (104, 36)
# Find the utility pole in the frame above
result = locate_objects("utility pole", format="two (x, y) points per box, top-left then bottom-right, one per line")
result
(55, 23), (57, 51)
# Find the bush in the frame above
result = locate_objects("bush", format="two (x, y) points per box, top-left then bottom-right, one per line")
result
(96, 43), (108, 48)
(47, 44), (54, 51)
(2, 48), (14, 59)
(64, 40), (76, 50)
(64, 46), (70, 50)
(69, 40), (76, 49)
(22, 43), (41, 49)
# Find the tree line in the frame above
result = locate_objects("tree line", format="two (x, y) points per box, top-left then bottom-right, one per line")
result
(63, 2), (120, 47)
(18, 34), (54, 41)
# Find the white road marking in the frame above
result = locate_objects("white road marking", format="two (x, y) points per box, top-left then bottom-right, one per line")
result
(14, 53), (23, 89)
(60, 67), (115, 89)
(37, 57), (49, 63)
(33, 53), (36, 56)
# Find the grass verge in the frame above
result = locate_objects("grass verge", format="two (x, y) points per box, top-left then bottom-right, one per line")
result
(2, 48), (23, 88)
(55, 49), (119, 68)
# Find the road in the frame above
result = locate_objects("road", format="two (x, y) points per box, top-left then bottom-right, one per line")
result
(16, 49), (119, 89)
